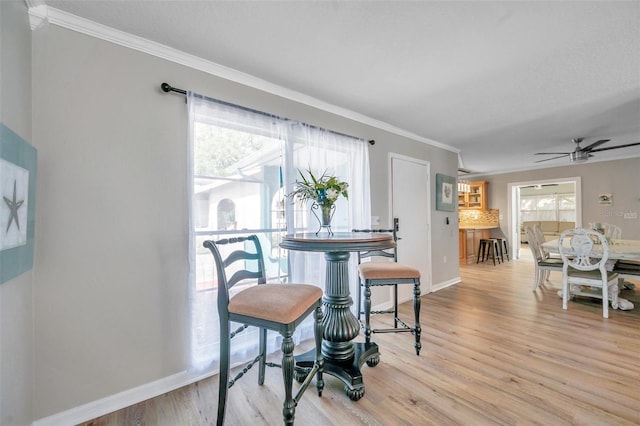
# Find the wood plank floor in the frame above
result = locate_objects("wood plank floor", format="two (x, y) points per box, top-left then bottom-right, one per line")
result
(82, 250), (640, 425)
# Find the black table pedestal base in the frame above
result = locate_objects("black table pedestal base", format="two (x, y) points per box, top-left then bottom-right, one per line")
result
(281, 233), (395, 402)
(294, 342), (379, 401)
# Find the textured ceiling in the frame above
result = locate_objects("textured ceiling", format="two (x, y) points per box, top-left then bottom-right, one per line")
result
(40, 0), (640, 176)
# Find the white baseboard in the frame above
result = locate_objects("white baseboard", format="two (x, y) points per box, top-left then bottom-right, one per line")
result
(368, 278), (461, 313)
(32, 369), (215, 426)
(393, 277), (461, 305)
(432, 277), (461, 292)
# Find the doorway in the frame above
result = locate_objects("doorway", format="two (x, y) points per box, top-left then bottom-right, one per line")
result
(508, 177), (582, 259)
(389, 154), (431, 298)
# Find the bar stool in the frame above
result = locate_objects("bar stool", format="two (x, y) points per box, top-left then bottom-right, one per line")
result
(494, 237), (509, 262)
(352, 228), (422, 356)
(477, 238), (501, 265)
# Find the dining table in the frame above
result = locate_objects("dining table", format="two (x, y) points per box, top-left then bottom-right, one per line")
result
(280, 231), (395, 401)
(542, 238), (640, 261)
(542, 238), (640, 310)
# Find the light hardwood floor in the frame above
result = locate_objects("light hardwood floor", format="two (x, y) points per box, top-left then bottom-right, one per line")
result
(82, 250), (640, 425)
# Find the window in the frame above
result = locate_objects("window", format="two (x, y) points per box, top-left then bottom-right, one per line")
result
(187, 93), (370, 372)
(558, 194), (576, 222)
(520, 192), (576, 222)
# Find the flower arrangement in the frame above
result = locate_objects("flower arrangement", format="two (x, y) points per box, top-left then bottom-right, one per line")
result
(290, 168), (349, 208)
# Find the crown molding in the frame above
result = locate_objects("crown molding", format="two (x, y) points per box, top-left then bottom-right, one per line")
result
(28, 4), (48, 30)
(27, 5), (458, 154)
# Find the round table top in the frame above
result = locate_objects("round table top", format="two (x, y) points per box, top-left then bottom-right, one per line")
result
(281, 232), (395, 253)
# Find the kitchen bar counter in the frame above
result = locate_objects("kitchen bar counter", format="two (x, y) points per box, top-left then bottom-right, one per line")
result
(459, 225), (499, 264)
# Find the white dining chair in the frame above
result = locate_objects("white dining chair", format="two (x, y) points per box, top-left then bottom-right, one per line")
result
(602, 223), (622, 240)
(599, 223), (637, 290)
(532, 223), (560, 259)
(525, 227), (563, 291)
(558, 228), (620, 318)
(532, 223), (546, 246)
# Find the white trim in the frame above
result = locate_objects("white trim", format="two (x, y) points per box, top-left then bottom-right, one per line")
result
(507, 176), (581, 259)
(28, 5), (48, 30)
(370, 276), (460, 311)
(432, 277), (461, 292)
(31, 369), (216, 426)
(27, 5), (458, 155)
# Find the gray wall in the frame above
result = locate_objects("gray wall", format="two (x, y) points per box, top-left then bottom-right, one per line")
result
(31, 22), (459, 419)
(368, 136), (459, 286)
(473, 158), (640, 243)
(1, 1), (34, 425)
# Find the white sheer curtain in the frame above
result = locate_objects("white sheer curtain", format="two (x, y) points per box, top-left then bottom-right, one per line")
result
(284, 123), (371, 319)
(187, 92), (370, 373)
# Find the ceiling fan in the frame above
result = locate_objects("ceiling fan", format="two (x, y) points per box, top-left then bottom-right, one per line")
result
(534, 138), (640, 163)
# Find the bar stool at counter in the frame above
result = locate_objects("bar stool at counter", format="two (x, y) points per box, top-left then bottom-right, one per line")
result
(494, 237), (509, 262)
(477, 238), (501, 265)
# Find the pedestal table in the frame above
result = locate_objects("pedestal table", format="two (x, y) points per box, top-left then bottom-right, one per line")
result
(280, 232), (395, 400)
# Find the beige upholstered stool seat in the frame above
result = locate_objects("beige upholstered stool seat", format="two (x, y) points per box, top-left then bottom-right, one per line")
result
(358, 262), (420, 280)
(229, 284), (323, 324)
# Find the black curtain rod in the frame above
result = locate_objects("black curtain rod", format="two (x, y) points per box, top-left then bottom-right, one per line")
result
(160, 82), (375, 146)
(161, 82), (186, 95)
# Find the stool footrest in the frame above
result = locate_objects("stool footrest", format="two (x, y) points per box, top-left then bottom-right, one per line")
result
(372, 327), (413, 334)
(370, 317), (414, 334)
(368, 309), (395, 315)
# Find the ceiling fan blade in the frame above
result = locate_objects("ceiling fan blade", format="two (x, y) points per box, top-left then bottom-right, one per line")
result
(581, 139), (610, 152)
(534, 152), (570, 155)
(534, 154), (569, 163)
(589, 142), (640, 153)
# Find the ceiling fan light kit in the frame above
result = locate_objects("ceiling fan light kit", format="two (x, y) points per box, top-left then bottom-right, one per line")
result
(569, 151), (590, 163)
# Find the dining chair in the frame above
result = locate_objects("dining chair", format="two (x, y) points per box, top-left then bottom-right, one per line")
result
(558, 228), (620, 318)
(614, 258), (640, 291)
(525, 227), (563, 291)
(352, 228), (421, 356)
(532, 223), (546, 245)
(533, 223), (560, 259)
(203, 235), (324, 426)
(613, 260), (640, 295)
(598, 223), (636, 290)
(603, 223), (622, 240)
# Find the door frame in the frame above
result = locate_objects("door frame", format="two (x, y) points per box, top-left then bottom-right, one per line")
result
(508, 176), (582, 259)
(388, 153), (432, 295)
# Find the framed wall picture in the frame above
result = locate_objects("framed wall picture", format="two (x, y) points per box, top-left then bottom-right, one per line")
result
(1, 124), (37, 284)
(436, 173), (456, 212)
(598, 193), (613, 205)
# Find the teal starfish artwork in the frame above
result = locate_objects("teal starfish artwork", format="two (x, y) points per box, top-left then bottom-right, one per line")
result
(4, 179), (24, 233)
(1, 122), (37, 284)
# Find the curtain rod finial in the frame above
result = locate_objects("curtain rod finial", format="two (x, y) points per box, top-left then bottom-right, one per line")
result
(161, 82), (172, 92)
(368, 139), (375, 146)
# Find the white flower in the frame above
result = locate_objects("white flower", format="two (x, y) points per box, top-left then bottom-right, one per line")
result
(325, 188), (339, 200)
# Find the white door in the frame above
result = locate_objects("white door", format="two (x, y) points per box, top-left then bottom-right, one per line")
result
(390, 154), (431, 300)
